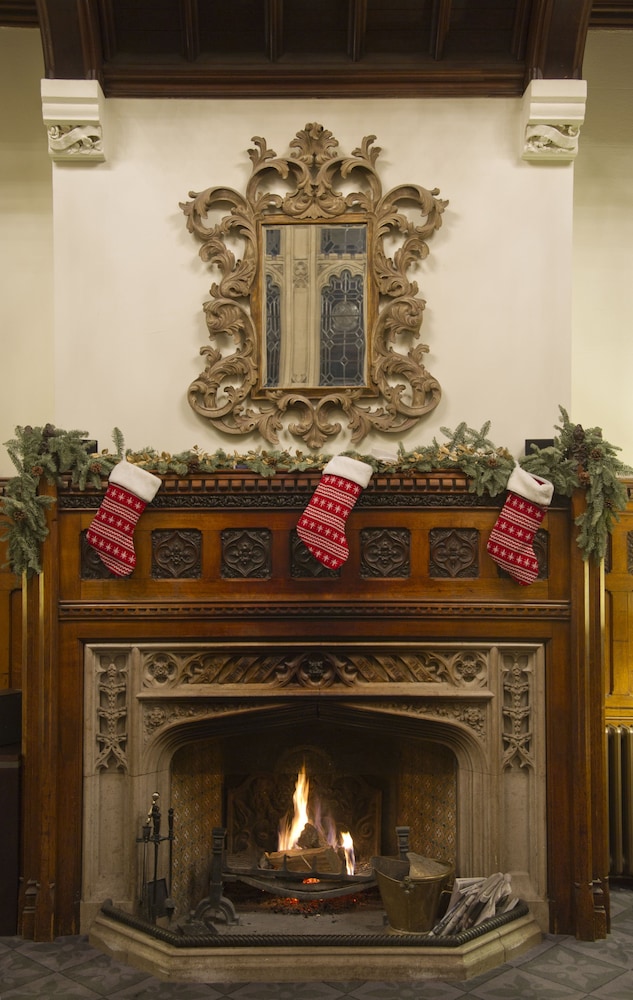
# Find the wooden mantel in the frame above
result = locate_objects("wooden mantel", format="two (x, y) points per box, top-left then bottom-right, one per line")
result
(6, 469), (608, 941)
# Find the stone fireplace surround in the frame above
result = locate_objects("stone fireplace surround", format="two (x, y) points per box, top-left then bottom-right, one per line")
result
(82, 641), (547, 926)
(84, 639), (547, 980)
(16, 469), (609, 979)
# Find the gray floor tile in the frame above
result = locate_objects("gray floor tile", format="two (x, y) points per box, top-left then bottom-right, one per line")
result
(0, 886), (631, 998)
(518, 944), (624, 994)
(1, 971), (103, 998)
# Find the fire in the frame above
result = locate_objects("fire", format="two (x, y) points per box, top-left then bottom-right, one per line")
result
(340, 830), (355, 876)
(278, 764), (310, 850)
(277, 763), (355, 874)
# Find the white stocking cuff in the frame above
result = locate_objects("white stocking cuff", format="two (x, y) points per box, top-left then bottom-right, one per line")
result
(323, 456), (373, 488)
(506, 463), (554, 507)
(109, 460), (162, 502)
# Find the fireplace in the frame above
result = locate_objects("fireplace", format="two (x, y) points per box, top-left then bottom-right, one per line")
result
(16, 469), (609, 978)
(81, 640), (547, 956)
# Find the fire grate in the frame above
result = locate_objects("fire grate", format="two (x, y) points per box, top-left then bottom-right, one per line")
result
(223, 854), (376, 900)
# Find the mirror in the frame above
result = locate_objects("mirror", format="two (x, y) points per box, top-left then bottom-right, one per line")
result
(181, 124), (447, 449)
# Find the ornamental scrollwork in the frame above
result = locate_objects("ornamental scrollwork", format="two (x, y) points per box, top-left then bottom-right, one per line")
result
(181, 123), (447, 448)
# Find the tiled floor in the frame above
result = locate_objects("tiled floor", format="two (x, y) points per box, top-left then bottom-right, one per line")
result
(1, 888), (633, 999)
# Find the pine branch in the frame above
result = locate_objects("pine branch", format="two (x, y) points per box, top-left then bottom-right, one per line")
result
(2, 408), (631, 574)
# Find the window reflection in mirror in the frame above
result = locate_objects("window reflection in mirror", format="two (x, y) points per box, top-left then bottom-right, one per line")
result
(261, 222), (368, 390)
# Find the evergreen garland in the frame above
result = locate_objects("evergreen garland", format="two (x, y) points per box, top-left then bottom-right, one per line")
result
(0, 407), (630, 576)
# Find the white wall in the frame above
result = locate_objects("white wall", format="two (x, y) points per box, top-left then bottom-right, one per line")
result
(10, 27), (631, 475)
(573, 31), (633, 466)
(48, 96), (573, 464)
(0, 28), (53, 476)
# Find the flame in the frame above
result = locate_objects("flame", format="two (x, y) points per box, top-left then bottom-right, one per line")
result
(341, 830), (355, 876)
(277, 764), (356, 875)
(278, 764), (310, 851)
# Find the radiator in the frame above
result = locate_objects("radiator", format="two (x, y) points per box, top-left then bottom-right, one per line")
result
(607, 725), (633, 876)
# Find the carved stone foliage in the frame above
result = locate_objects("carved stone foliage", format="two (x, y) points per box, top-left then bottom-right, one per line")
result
(94, 653), (128, 773)
(142, 702), (262, 745)
(429, 528), (479, 579)
(221, 528), (271, 578)
(151, 529), (202, 578)
(360, 528), (410, 578)
(181, 123), (447, 448)
(371, 700), (487, 740)
(46, 123), (103, 159)
(139, 646), (490, 690)
(501, 651), (534, 770)
(495, 529), (548, 582)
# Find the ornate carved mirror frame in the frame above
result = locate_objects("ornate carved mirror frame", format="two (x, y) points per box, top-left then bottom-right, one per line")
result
(181, 124), (447, 449)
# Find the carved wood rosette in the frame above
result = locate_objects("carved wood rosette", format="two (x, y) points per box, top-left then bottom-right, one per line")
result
(181, 123), (447, 447)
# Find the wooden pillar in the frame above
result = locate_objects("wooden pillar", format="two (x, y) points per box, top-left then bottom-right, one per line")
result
(568, 490), (609, 940)
(17, 481), (60, 941)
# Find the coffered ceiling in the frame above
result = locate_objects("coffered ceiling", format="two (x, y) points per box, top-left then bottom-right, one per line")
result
(2, 1), (632, 99)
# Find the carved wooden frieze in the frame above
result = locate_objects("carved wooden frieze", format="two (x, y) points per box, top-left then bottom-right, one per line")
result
(181, 123), (447, 448)
(290, 530), (340, 578)
(360, 527), (410, 577)
(151, 529), (202, 579)
(221, 528), (271, 578)
(81, 529), (116, 579)
(429, 527), (479, 579)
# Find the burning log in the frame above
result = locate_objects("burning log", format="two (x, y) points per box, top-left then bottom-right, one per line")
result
(263, 845), (344, 874)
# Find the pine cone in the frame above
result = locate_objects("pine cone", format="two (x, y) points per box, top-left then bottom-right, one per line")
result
(31, 465), (44, 477)
(578, 470), (591, 485)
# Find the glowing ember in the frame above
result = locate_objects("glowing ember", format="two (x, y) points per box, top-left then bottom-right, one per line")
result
(277, 764), (356, 874)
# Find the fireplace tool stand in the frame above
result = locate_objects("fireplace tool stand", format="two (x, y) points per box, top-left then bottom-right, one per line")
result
(136, 793), (175, 924)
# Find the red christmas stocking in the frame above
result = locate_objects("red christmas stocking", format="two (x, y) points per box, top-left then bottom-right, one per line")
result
(297, 456), (373, 569)
(486, 464), (554, 585)
(86, 461), (162, 576)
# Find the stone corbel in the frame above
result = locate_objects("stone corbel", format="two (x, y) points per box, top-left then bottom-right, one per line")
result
(521, 79), (587, 162)
(41, 79), (106, 163)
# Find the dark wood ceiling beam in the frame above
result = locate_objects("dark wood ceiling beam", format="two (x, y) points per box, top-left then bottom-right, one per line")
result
(348, 0), (367, 62)
(512, 0), (535, 59)
(97, 0), (116, 62)
(430, 0), (452, 60)
(0, 0), (37, 25)
(100, 63), (527, 100)
(525, 0), (593, 82)
(266, 0), (283, 62)
(180, 0), (199, 61)
(35, 0), (103, 80)
(590, 0), (633, 26)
